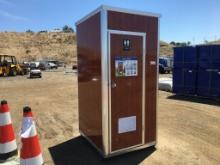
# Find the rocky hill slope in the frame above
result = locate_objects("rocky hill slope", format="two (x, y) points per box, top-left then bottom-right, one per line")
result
(0, 32), (173, 64)
(0, 32), (76, 63)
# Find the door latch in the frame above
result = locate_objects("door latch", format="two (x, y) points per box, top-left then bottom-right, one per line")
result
(111, 82), (117, 88)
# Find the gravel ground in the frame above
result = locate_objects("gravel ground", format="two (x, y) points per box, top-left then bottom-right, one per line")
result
(0, 71), (219, 165)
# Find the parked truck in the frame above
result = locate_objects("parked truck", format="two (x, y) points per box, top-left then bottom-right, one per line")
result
(159, 56), (173, 74)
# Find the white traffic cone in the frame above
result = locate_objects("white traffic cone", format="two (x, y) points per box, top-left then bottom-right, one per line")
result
(0, 100), (17, 161)
(20, 106), (43, 165)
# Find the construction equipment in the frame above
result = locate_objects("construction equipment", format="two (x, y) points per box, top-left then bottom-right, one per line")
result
(0, 55), (27, 76)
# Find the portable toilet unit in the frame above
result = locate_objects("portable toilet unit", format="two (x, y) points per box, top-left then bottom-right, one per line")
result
(76, 5), (160, 157)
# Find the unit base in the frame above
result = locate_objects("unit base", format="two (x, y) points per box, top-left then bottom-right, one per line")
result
(172, 93), (220, 102)
(80, 131), (156, 158)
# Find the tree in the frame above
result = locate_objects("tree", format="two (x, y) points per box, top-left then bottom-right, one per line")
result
(175, 42), (180, 46)
(204, 40), (208, 44)
(170, 41), (176, 45)
(62, 25), (74, 33)
(26, 29), (34, 34)
(181, 42), (187, 46)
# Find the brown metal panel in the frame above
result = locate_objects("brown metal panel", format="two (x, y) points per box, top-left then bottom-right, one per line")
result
(108, 11), (158, 143)
(110, 34), (143, 151)
(77, 12), (103, 151)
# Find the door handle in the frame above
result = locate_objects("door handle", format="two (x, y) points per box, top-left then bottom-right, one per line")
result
(111, 82), (117, 88)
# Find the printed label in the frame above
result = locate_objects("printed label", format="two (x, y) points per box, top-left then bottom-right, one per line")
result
(150, 61), (156, 65)
(115, 57), (138, 77)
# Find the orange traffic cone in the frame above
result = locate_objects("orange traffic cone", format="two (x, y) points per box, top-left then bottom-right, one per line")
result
(0, 100), (18, 161)
(20, 106), (43, 165)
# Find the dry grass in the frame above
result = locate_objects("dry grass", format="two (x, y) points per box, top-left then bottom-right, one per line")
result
(0, 32), (76, 64)
(0, 32), (174, 64)
(160, 41), (174, 56)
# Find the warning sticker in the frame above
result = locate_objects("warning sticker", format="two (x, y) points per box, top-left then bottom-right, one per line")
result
(115, 57), (138, 77)
(118, 116), (136, 134)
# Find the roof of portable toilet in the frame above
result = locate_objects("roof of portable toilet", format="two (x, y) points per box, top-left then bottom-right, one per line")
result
(75, 5), (161, 26)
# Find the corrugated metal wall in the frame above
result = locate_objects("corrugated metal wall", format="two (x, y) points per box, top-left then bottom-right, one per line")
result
(173, 46), (198, 95)
(173, 45), (220, 97)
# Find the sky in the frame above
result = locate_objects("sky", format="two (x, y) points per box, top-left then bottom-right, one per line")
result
(0, 0), (220, 44)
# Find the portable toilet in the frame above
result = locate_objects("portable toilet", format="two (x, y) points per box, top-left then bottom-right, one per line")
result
(76, 5), (160, 157)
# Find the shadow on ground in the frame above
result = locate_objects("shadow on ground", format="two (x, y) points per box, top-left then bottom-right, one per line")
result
(49, 136), (155, 165)
(168, 94), (220, 106)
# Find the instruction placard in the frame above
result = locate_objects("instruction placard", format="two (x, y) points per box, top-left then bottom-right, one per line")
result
(118, 116), (136, 134)
(115, 57), (138, 77)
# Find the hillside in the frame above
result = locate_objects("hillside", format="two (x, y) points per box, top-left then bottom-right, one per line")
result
(160, 41), (173, 56)
(0, 32), (76, 63)
(207, 40), (220, 45)
(0, 32), (173, 63)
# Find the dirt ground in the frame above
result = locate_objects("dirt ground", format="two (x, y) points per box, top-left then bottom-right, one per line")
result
(0, 70), (220, 165)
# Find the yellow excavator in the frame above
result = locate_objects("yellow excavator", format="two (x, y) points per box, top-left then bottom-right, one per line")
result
(0, 55), (27, 76)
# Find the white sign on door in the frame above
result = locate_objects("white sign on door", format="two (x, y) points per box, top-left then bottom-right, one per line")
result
(118, 116), (136, 134)
(115, 57), (138, 77)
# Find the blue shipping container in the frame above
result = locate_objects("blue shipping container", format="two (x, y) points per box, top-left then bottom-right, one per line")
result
(173, 45), (220, 98)
(197, 68), (211, 97)
(173, 46), (197, 69)
(173, 68), (184, 93)
(173, 68), (197, 95)
(210, 70), (220, 96)
(198, 45), (220, 69)
(183, 69), (197, 94)
(212, 45), (220, 69)
(183, 47), (197, 69)
(173, 47), (184, 69)
(197, 45), (211, 69)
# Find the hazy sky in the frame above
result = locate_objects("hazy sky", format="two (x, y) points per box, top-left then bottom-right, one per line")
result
(0, 0), (220, 44)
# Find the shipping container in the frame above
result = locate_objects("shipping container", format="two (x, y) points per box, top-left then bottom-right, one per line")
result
(197, 45), (220, 97)
(183, 69), (197, 94)
(198, 45), (211, 69)
(173, 48), (184, 68)
(212, 45), (220, 69)
(197, 68), (211, 97)
(173, 45), (220, 98)
(173, 46), (197, 69)
(173, 68), (197, 95)
(197, 69), (220, 97)
(173, 46), (197, 95)
(173, 68), (184, 93)
(211, 70), (220, 96)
